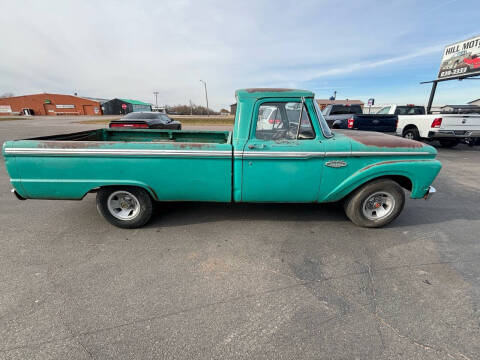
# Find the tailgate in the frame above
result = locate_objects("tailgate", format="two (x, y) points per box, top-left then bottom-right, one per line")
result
(441, 115), (480, 132)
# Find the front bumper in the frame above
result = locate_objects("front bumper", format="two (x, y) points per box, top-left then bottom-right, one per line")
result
(11, 188), (26, 200)
(428, 130), (480, 138)
(423, 186), (436, 200)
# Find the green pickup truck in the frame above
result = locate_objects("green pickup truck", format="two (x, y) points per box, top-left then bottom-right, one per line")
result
(2, 88), (441, 228)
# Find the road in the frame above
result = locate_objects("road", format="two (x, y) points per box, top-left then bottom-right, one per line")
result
(1, 117), (479, 359)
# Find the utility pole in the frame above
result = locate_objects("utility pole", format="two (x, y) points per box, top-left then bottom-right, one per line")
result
(153, 91), (159, 108)
(189, 99), (193, 115)
(199, 80), (209, 116)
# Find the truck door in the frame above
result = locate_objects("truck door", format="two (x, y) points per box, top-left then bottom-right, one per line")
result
(240, 99), (325, 202)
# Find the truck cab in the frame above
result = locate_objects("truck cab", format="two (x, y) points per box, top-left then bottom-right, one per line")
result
(233, 89), (331, 203)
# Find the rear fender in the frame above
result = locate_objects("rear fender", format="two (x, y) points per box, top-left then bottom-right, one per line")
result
(14, 179), (158, 201)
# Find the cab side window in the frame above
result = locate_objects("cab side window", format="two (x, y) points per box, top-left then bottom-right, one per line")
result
(255, 102), (315, 140)
(377, 106), (391, 114)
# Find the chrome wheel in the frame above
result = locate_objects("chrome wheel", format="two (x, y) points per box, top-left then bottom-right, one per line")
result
(362, 192), (396, 221)
(107, 191), (140, 220)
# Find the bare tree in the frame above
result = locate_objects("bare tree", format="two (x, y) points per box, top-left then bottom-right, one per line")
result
(165, 103), (218, 115)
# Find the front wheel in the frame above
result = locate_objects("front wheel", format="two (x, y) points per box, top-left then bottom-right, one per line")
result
(344, 179), (405, 228)
(96, 187), (153, 228)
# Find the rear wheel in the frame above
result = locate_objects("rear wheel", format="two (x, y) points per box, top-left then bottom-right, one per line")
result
(344, 179), (405, 228)
(438, 139), (459, 148)
(402, 127), (420, 141)
(96, 187), (153, 228)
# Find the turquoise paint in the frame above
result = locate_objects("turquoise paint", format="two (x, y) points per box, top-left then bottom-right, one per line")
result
(2, 88), (442, 204)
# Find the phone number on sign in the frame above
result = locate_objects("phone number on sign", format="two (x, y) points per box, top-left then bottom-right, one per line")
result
(440, 67), (467, 77)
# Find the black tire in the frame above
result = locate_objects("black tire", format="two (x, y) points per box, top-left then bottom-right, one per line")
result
(402, 127), (420, 141)
(438, 139), (459, 148)
(344, 179), (405, 228)
(96, 186), (153, 228)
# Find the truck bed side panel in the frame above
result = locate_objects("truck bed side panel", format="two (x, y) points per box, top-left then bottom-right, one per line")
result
(4, 140), (233, 202)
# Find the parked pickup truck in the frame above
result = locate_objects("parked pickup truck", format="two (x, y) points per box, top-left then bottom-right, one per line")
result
(377, 104), (480, 147)
(322, 104), (398, 133)
(2, 88), (441, 229)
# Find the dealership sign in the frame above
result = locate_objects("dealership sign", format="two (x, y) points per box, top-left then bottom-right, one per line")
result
(438, 35), (480, 80)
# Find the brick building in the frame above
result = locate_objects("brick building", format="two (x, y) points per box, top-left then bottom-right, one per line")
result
(0, 93), (102, 116)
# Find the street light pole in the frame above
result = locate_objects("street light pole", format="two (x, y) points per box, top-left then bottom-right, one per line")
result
(153, 91), (159, 108)
(199, 80), (209, 117)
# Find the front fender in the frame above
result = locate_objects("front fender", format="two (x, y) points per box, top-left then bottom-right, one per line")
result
(321, 159), (442, 202)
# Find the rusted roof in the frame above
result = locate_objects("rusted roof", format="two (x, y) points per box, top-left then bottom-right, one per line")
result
(236, 88), (314, 100)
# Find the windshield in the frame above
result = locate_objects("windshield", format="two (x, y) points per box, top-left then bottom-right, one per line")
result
(160, 114), (172, 122)
(123, 112), (161, 120)
(394, 106), (425, 115)
(314, 100), (333, 138)
(329, 105), (363, 115)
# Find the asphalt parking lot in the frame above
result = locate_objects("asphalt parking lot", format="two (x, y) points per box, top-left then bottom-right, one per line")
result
(1, 117), (479, 360)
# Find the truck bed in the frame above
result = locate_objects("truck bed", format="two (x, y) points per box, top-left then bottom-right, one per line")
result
(27, 128), (232, 144)
(3, 128), (233, 202)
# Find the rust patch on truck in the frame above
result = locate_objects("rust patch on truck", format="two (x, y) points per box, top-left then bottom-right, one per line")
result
(359, 159), (422, 172)
(338, 130), (424, 148)
(173, 142), (214, 149)
(38, 141), (117, 149)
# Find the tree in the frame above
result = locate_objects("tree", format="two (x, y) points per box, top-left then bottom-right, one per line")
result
(165, 103), (219, 115)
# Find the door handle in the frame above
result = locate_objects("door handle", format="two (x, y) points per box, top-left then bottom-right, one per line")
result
(248, 144), (266, 149)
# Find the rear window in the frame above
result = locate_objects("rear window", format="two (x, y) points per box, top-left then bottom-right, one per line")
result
(394, 106), (426, 115)
(377, 106), (391, 114)
(123, 112), (160, 120)
(329, 105), (363, 115)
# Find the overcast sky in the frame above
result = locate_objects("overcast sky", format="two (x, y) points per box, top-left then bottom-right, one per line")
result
(1, 0), (479, 109)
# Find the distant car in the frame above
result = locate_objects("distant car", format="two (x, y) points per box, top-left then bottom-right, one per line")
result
(109, 112), (181, 130)
(464, 54), (480, 69)
(378, 104), (480, 148)
(440, 51), (470, 70)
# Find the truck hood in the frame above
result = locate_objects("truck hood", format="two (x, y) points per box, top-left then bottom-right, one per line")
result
(333, 130), (437, 155)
